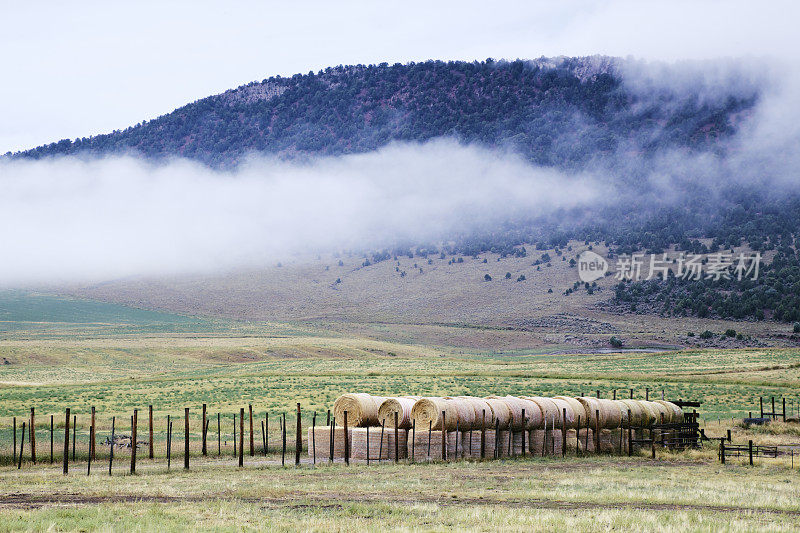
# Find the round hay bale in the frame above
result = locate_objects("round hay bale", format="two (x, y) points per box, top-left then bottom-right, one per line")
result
(377, 397), (417, 429)
(411, 397), (459, 431)
(647, 401), (671, 424)
(553, 396), (587, 428)
(484, 397), (512, 429)
(524, 397), (562, 428)
(575, 396), (603, 428)
(333, 393), (385, 427)
(597, 399), (623, 428)
(444, 397), (476, 430)
(636, 401), (659, 426)
(617, 399), (646, 426)
(458, 396), (494, 429)
(550, 397), (577, 429)
(514, 397), (543, 429)
(654, 400), (683, 422)
(611, 400), (630, 425)
(491, 396), (525, 430)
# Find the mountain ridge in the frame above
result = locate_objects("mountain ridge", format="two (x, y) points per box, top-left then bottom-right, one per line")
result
(8, 56), (755, 170)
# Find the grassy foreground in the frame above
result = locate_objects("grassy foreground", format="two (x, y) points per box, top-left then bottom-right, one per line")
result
(2, 295), (800, 531)
(1, 453), (800, 532)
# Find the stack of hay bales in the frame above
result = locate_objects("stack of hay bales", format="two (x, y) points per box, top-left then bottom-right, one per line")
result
(349, 427), (408, 461)
(410, 397), (459, 431)
(407, 427), (459, 461)
(307, 425), (350, 461)
(655, 400), (683, 423)
(333, 393), (386, 427)
(325, 393), (683, 461)
(444, 397), (476, 432)
(377, 396), (419, 429)
(553, 396), (587, 453)
(525, 397), (560, 455)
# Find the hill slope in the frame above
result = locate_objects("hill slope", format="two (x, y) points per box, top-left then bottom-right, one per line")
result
(10, 57), (755, 169)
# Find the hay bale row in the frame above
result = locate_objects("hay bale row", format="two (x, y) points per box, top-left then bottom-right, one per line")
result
(333, 393), (386, 427)
(334, 394), (683, 432)
(349, 427), (407, 460)
(406, 430), (460, 461)
(376, 396), (419, 429)
(529, 429), (564, 456)
(460, 429), (491, 459)
(565, 429), (595, 453)
(307, 426), (350, 460)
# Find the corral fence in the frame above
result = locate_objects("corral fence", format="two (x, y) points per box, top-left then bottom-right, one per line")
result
(3, 395), (698, 476)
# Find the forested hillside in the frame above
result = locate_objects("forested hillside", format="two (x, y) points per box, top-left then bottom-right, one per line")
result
(11, 57), (754, 169)
(11, 57), (800, 323)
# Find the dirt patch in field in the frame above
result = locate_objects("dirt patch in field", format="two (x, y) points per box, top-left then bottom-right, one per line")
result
(3, 491), (798, 518)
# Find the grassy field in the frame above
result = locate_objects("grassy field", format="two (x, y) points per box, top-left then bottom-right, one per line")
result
(2, 293), (800, 531)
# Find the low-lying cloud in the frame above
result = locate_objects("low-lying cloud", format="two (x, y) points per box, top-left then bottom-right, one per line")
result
(0, 140), (602, 285)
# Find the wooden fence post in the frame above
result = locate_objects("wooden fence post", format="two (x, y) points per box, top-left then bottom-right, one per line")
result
(63, 409), (70, 475)
(90, 406), (96, 460)
(627, 410), (632, 456)
(184, 407), (189, 470)
(109, 416), (115, 475)
(167, 418), (173, 470)
(263, 420), (268, 457)
(217, 413), (221, 456)
(311, 411), (316, 463)
(250, 404), (255, 457)
(87, 425), (93, 475)
(595, 409), (600, 452)
(496, 418), (502, 459)
(50, 414), (54, 464)
(131, 409), (138, 475)
(202, 404), (207, 456)
(329, 416), (334, 463)
(411, 420), (416, 463)
(441, 411), (446, 461)
(148, 405), (154, 460)
(720, 438), (725, 464)
(295, 403), (302, 466)
(394, 412), (399, 463)
(281, 413), (287, 466)
(379, 419), (385, 461)
(239, 407), (244, 467)
(480, 410), (486, 460)
(343, 410), (350, 465)
(426, 420), (432, 460)
(18, 422), (25, 469)
(760, 397), (763, 418)
(30, 407), (36, 464)
(748, 439), (753, 466)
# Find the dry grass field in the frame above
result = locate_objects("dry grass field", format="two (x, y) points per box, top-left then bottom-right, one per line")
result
(60, 242), (796, 351)
(2, 290), (800, 531)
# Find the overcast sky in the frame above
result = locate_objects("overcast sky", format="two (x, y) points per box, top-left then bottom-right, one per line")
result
(2, 0), (798, 154)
